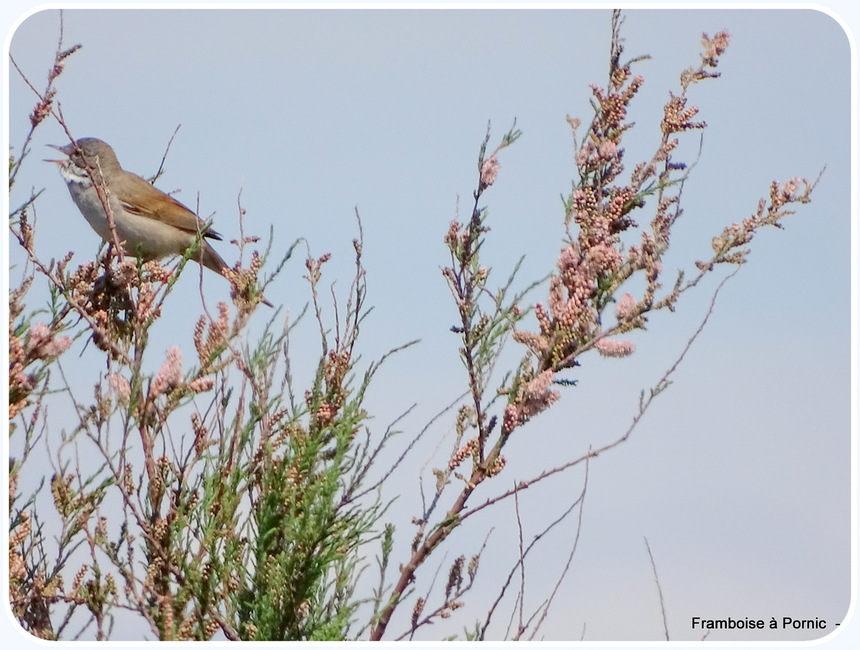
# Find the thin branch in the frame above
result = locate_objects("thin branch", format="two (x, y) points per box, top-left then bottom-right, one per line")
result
(151, 124), (181, 183)
(526, 454), (590, 639)
(644, 536), (670, 641)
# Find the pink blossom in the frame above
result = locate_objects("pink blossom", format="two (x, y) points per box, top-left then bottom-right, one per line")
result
(586, 243), (622, 276)
(576, 143), (595, 167)
(27, 323), (72, 361)
(598, 141), (617, 160)
(151, 346), (183, 398)
(595, 338), (635, 358)
(44, 336), (73, 358)
(534, 302), (552, 334)
(781, 176), (804, 200)
(27, 323), (51, 348)
(188, 377), (215, 393)
(480, 155), (500, 188)
(615, 293), (637, 321)
(524, 369), (553, 396)
(703, 30), (731, 60)
(521, 370), (560, 418)
(557, 244), (579, 275)
(107, 373), (131, 404)
(503, 404), (519, 432)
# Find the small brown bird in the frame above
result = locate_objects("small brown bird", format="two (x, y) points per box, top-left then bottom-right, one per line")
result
(47, 137), (230, 275)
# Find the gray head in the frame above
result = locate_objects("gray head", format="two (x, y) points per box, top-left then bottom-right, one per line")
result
(49, 138), (123, 175)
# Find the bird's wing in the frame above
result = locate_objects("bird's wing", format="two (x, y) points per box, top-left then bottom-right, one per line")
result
(116, 172), (223, 241)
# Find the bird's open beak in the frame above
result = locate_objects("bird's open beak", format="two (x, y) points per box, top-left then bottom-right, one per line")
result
(44, 143), (68, 165)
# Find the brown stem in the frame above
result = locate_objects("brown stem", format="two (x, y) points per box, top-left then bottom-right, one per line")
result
(369, 465), (486, 640)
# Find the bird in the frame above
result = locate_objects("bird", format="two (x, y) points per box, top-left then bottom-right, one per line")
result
(46, 137), (267, 303)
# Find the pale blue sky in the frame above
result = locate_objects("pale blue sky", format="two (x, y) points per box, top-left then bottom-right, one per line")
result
(3, 1), (856, 647)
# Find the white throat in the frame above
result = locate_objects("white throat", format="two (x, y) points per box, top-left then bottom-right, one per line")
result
(58, 163), (92, 188)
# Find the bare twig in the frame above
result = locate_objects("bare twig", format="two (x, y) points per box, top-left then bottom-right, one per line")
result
(526, 455), (590, 639)
(151, 124), (182, 183)
(644, 536), (670, 641)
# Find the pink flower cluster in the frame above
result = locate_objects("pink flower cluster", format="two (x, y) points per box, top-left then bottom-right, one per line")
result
(503, 23), (747, 441)
(662, 93), (705, 135)
(557, 243), (620, 320)
(707, 175), (813, 267)
(588, 74), (644, 132)
(514, 60), (646, 371)
(701, 30), (731, 66)
(107, 372), (131, 404)
(8, 321), (73, 419)
(595, 338), (635, 358)
(151, 346), (184, 399)
(194, 302), (230, 370)
(615, 292), (637, 321)
(148, 345), (215, 404)
(26, 322), (72, 360)
(480, 155), (500, 189)
(521, 370), (560, 417)
(502, 370), (561, 433)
